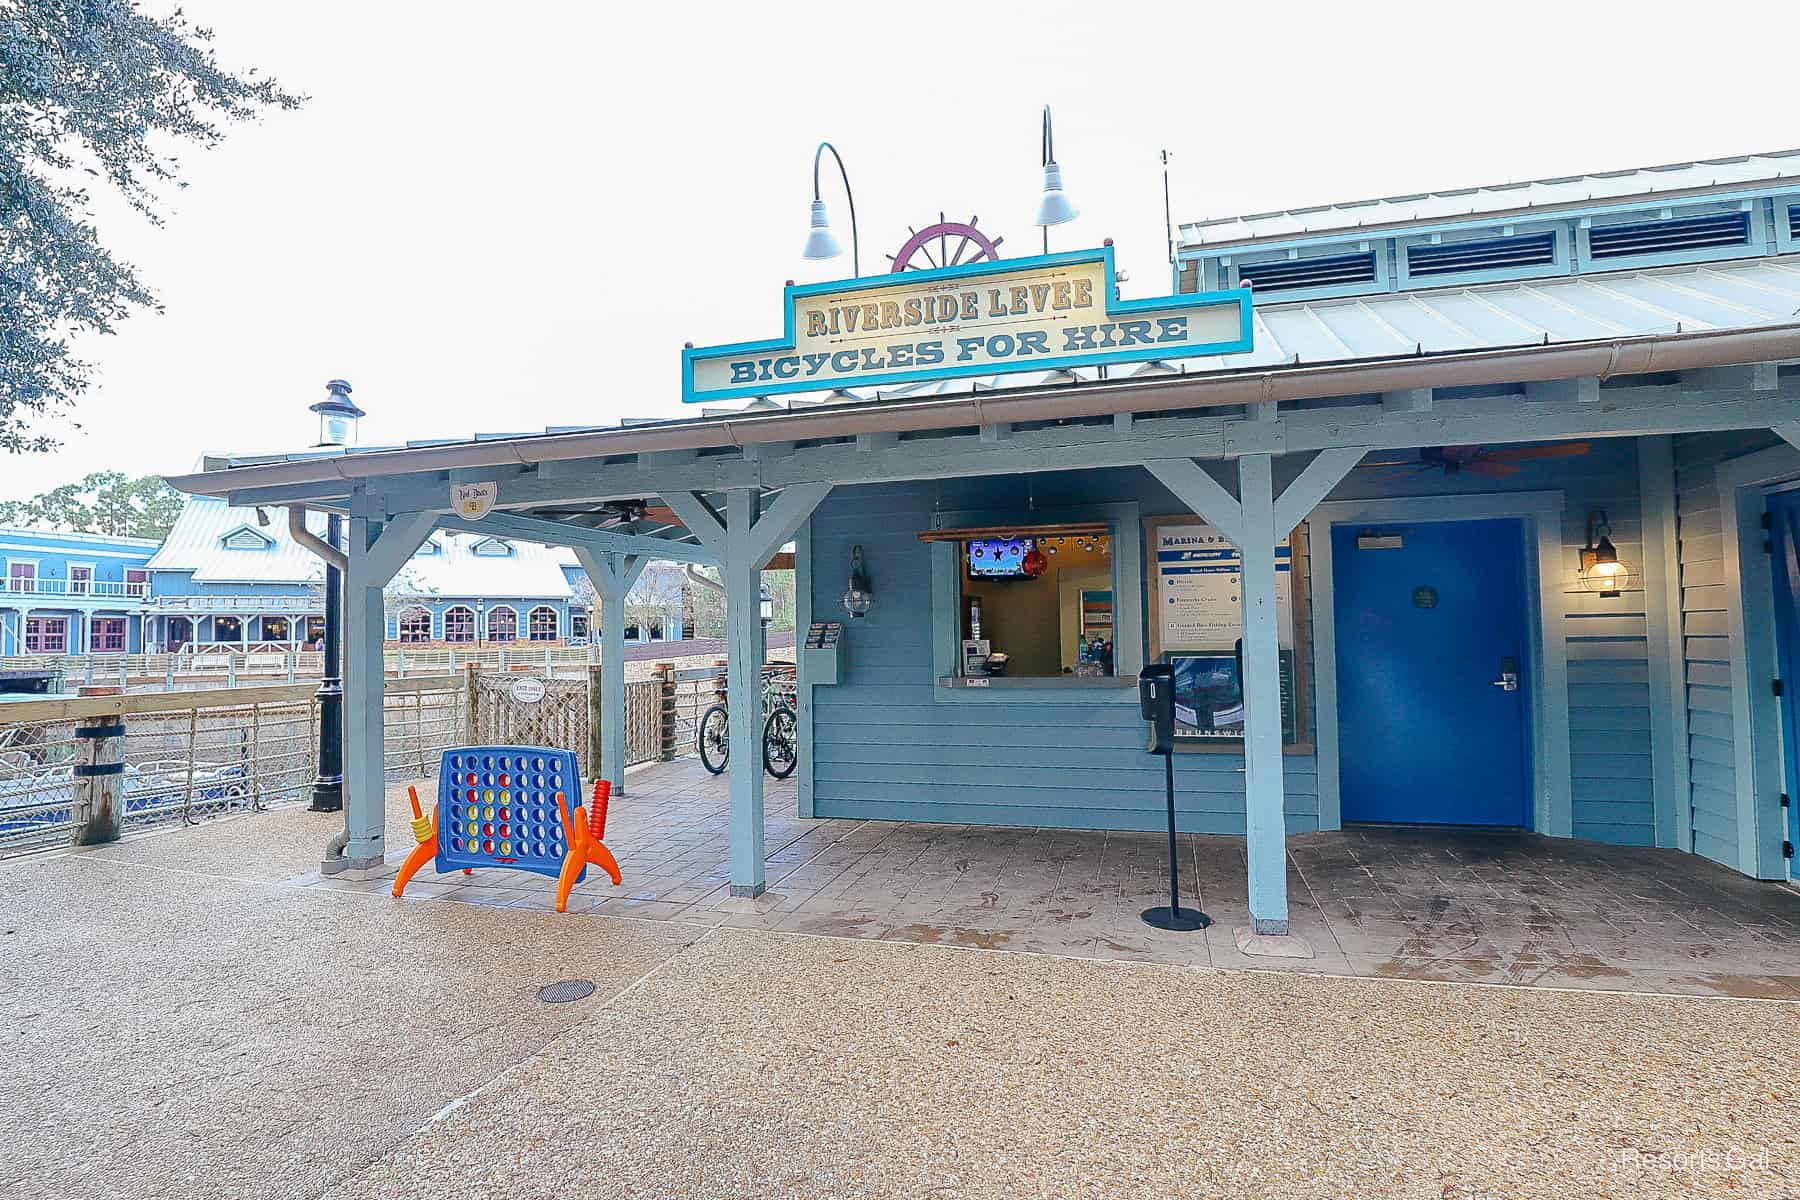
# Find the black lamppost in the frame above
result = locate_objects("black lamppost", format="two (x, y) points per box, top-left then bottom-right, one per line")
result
(307, 379), (361, 812)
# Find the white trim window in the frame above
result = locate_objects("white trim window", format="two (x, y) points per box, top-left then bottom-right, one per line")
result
(398, 607), (432, 644)
(487, 606), (518, 642)
(68, 563), (94, 595)
(528, 606), (557, 642)
(25, 616), (66, 653)
(91, 616), (126, 652)
(443, 606), (475, 644)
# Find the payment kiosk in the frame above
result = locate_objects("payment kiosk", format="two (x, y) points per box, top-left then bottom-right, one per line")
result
(1139, 664), (1211, 933)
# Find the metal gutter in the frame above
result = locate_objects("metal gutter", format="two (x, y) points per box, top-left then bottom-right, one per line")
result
(288, 506), (347, 571)
(166, 323), (1800, 498)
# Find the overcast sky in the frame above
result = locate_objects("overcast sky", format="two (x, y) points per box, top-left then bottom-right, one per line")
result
(13, 0), (1794, 498)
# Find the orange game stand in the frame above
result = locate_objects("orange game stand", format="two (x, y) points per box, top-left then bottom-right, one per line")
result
(555, 779), (622, 912)
(391, 785), (471, 898)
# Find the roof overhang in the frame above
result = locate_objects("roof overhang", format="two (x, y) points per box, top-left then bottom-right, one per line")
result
(167, 322), (1800, 501)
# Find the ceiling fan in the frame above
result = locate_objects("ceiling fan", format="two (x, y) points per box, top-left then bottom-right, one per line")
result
(1357, 442), (1591, 479)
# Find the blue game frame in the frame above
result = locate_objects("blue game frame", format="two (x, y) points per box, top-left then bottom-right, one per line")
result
(681, 246), (1253, 405)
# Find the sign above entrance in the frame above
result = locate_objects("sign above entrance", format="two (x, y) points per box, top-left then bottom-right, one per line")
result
(681, 247), (1252, 405)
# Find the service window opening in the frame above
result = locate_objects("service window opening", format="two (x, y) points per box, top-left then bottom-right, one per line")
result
(959, 532), (1114, 678)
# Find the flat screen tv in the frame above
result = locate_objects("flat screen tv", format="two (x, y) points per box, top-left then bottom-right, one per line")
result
(966, 537), (1034, 579)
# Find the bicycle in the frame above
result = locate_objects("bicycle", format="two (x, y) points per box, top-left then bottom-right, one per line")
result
(697, 663), (798, 779)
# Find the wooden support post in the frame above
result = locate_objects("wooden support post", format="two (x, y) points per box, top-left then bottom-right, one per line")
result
(661, 482), (833, 898)
(340, 506), (437, 873)
(71, 688), (125, 845)
(1237, 454), (1289, 936)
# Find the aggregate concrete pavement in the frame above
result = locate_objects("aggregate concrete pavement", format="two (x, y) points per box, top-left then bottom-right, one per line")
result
(0, 847), (697, 1200)
(330, 927), (1800, 1200)
(6, 784), (1800, 1199)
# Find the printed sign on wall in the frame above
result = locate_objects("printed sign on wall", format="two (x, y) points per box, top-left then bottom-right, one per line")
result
(682, 247), (1251, 404)
(1152, 522), (1293, 652)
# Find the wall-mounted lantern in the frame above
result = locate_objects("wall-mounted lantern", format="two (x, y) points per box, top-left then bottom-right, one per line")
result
(759, 581), (774, 626)
(842, 544), (874, 618)
(1579, 510), (1634, 598)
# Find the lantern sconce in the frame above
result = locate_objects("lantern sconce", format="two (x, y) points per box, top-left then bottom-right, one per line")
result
(842, 544), (874, 618)
(1579, 510), (1635, 598)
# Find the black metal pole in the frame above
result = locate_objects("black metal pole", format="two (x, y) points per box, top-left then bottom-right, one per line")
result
(1164, 748), (1179, 913)
(309, 513), (344, 812)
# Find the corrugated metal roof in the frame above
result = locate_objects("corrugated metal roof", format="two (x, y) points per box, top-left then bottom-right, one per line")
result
(1184, 256), (1800, 371)
(147, 497), (330, 583)
(761, 257), (1800, 395)
(393, 533), (571, 599)
(1179, 149), (1800, 248)
(182, 258), (1800, 481)
(147, 496), (632, 600)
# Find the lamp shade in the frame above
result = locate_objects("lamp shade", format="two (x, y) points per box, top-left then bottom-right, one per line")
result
(1035, 161), (1078, 227)
(802, 199), (843, 260)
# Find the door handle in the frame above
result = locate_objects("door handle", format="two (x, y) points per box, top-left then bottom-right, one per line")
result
(1491, 654), (1519, 692)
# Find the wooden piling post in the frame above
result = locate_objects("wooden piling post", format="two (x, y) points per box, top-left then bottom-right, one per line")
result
(586, 663), (604, 781)
(71, 686), (125, 846)
(655, 662), (676, 761)
(463, 662), (481, 744)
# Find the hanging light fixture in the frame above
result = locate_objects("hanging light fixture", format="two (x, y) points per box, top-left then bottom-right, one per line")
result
(1035, 105), (1078, 253)
(802, 142), (860, 276)
(842, 544), (874, 618)
(1580, 511), (1635, 597)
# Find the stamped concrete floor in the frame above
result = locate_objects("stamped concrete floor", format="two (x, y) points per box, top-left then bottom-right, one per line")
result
(329, 760), (1800, 1001)
(5, 764), (1800, 1199)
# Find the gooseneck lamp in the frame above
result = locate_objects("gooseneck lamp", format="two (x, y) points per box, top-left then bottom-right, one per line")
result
(803, 141), (860, 277)
(842, 544), (874, 618)
(1035, 105), (1079, 253)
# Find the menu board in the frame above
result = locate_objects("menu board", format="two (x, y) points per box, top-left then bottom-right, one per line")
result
(1151, 522), (1294, 652)
(1145, 517), (1312, 751)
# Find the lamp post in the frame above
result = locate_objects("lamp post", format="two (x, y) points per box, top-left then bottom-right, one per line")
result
(1035, 105), (1079, 253)
(307, 379), (361, 813)
(802, 141), (860, 277)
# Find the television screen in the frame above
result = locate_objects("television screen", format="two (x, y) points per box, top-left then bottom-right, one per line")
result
(967, 537), (1034, 578)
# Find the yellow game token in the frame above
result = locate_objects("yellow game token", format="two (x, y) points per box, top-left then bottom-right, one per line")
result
(483, 805), (494, 820)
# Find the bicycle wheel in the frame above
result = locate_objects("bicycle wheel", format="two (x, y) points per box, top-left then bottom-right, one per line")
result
(762, 706), (797, 780)
(698, 704), (730, 775)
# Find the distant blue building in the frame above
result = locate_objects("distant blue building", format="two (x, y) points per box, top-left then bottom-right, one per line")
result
(135, 496), (687, 650)
(0, 528), (157, 654)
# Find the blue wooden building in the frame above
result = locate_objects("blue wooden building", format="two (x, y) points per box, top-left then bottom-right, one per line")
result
(0, 527), (157, 654)
(166, 149), (1800, 952)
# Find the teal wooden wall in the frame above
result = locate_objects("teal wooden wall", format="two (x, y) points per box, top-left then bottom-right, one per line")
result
(807, 469), (1317, 835)
(1673, 430), (1780, 869)
(808, 439), (1663, 845)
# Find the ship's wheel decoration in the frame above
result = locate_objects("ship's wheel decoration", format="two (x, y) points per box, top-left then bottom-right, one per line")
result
(887, 214), (1004, 273)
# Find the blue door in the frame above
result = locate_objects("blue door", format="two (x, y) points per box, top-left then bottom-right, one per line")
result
(1765, 490), (1800, 867)
(1333, 518), (1531, 826)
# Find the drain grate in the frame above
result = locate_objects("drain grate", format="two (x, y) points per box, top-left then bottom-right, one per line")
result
(537, 979), (597, 1004)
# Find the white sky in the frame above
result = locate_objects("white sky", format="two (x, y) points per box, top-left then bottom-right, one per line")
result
(13, 0), (1794, 498)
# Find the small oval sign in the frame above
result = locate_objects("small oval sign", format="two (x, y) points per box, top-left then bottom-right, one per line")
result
(1412, 585), (1439, 610)
(509, 676), (547, 705)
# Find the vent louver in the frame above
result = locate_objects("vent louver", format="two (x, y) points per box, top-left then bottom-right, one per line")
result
(1407, 231), (1556, 278)
(1237, 251), (1376, 293)
(1790, 204), (1799, 241)
(1589, 211), (1749, 259)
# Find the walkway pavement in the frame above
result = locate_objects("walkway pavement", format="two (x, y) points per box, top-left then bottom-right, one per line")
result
(3, 762), (1796, 1198)
(327, 760), (1800, 1002)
